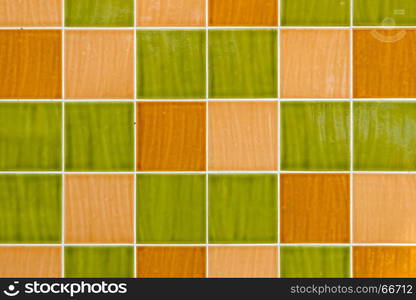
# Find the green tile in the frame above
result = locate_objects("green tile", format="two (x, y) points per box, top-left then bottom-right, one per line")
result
(209, 30), (277, 98)
(208, 174), (277, 243)
(355, 0), (416, 26)
(65, 0), (134, 27)
(65, 247), (134, 278)
(137, 174), (206, 243)
(0, 103), (61, 171)
(281, 0), (350, 26)
(137, 30), (205, 99)
(354, 102), (416, 171)
(65, 102), (134, 171)
(281, 247), (350, 278)
(281, 102), (350, 171)
(0, 175), (61, 243)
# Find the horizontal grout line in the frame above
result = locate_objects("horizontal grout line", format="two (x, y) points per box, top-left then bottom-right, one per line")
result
(4, 171), (416, 174)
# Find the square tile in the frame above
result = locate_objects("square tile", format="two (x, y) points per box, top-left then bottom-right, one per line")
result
(208, 175), (277, 243)
(209, 30), (277, 98)
(137, 0), (205, 26)
(355, 0), (416, 26)
(280, 30), (350, 98)
(136, 102), (206, 171)
(208, 101), (278, 171)
(0, 30), (61, 99)
(65, 246), (134, 278)
(136, 246), (206, 278)
(0, 175), (61, 243)
(65, 102), (134, 171)
(280, 247), (350, 278)
(137, 174), (206, 243)
(354, 247), (416, 278)
(208, 0), (278, 26)
(208, 246), (278, 278)
(65, 30), (134, 99)
(0, 0), (61, 26)
(354, 174), (416, 243)
(65, 175), (134, 243)
(280, 174), (350, 243)
(354, 102), (416, 171)
(354, 29), (416, 98)
(281, 0), (350, 26)
(137, 30), (205, 99)
(0, 247), (61, 278)
(65, 0), (134, 27)
(281, 102), (350, 171)
(0, 103), (61, 171)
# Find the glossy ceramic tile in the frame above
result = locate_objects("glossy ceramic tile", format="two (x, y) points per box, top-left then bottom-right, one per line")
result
(0, 175), (61, 243)
(354, 102), (416, 171)
(0, 103), (61, 171)
(281, 102), (350, 171)
(281, 0), (350, 26)
(280, 30), (350, 98)
(65, 174), (134, 243)
(137, 174), (206, 243)
(136, 247), (206, 278)
(137, 30), (205, 99)
(65, 102), (134, 171)
(208, 0), (278, 26)
(136, 102), (206, 171)
(208, 175), (278, 243)
(280, 247), (350, 278)
(208, 101), (278, 171)
(209, 30), (277, 98)
(281, 174), (350, 243)
(0, 30), (61, 99)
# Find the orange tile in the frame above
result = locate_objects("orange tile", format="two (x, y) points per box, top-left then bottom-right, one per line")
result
(0, 30), (61, 99)
(354, 29), (416, 98)
(136, 102), (206, 171)
(137, 0), (205, 26)
(281, 30), (350, 99)
(354, 174), (416, 243)
(281, 174), (350, 243)
(354, 247), (416, 278)
(65, 30), (134, 99)
(209, 0), (278, 26)
(65, 174), (134, 243)
(0, 0), (61, 27)
(208, 102), (277, 171)
(136, 247), (206, 278)
(0, 247), (61, 278)
(208, 246), (278, 278)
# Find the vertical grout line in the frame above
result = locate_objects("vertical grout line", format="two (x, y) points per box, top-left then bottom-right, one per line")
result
(350, 0), (354, 279)
(205, 0), (209, 279)
(277, 0), (281, 278)
(133, 0), (137, 279)
(61, 0), (65, 279)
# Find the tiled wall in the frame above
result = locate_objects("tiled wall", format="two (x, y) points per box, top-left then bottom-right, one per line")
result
(1, 0), (416, 278)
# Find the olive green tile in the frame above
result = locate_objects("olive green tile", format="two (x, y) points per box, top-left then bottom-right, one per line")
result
(208, 174), (277, 243)
(65, 102), (134, 171)
(355, 0), (416, 26)
(0, 175), (61, 243)
(65, 247), (134, 278)
(209, 30), (277, 98)
(137, 30), (205, 99)
(281, 102), (350, 171)
(281, 247), (350, 278)
(0, 103), (61, 171)
(354, 102), (416, 171)
(137, 174), (206, 243)
(65, 0), (134, 27)
(281, 0), (350, 26)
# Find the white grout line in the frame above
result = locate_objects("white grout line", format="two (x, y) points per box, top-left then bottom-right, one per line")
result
(5, 171), (416, 174)
(133, 0), (137, 279)
(350, 0), (354, 279)
(61, 0), (65, 279)
(277, 0), (281, 278)
(205, 0), (209, 279)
